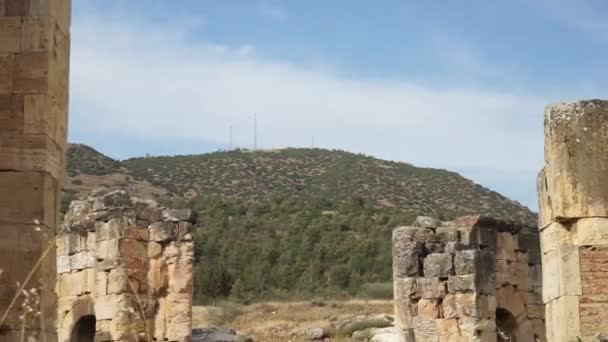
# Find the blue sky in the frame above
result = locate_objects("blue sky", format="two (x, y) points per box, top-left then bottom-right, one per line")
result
(68, 0), (608, 210)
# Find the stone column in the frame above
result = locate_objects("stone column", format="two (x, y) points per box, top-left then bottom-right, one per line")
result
(538, 100), (608, 341)
(0, 1), (70, 341)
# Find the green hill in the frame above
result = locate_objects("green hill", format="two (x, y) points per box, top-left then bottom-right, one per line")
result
(65, 144), (536, 302)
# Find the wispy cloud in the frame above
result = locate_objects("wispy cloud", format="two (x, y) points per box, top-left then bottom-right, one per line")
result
(260, 3), (288, 22)
(535, 0), (608, 42)
(69, 6), (550, 208)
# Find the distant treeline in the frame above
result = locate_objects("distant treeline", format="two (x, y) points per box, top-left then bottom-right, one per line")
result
(165, 195), (419, 304)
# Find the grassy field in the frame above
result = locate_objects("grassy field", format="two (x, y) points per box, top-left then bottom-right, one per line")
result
(192, 300), (394, 342)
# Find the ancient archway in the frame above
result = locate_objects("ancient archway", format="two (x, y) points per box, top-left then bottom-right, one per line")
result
(70, 315), (96, 342)
(496, 308), (518, 342)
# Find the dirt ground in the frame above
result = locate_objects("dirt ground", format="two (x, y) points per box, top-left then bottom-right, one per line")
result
(192, 300), (394, 341)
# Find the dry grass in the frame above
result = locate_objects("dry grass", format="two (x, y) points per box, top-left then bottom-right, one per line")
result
(193, 300), (393, 342)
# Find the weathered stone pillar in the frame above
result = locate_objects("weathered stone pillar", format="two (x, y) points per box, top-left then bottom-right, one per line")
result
(0, 1), (71, 341)
(538, 100), (608, 341)
(393, 216), (545, 341)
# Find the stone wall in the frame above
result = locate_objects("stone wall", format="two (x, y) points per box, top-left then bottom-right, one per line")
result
(57, 190), (194, 342)
(393, 216), (545, 342)
(0, 1), (71, 341)
(538, 100), (608, 341)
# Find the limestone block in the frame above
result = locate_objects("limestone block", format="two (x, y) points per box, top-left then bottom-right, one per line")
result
(148, 241), (162, 258)
(541, 243), (582, 303)
(496, 232), (517, 261)
(119, 239), (146, 259)
(393, 237), (424, 277)
(96, 218), (127, 241)
(135, 200), (162, 222)
(540, 222), (571, 253)
(454, 250), (476, 275)
(59, 271), (88, 297)
(537, 168), (552, 229)
(163, 208), (196, 223)
(531, 319), (547, 342)
(0, 53), (14, 94)
(544, 100), (608, 219)
(69, 251), (95, 271)
(526, 304), (544, 320)
(178, 221), (193, 240)
(92, 190), (133, 211)
(496, 259), (518, 288)
(436, 227), (459, 242)
(447, 275), (476, 293)
(96, 238), (119, 260)
(516, 251), (529, 264)
(94, 294), (133, 321)
(148, 258), (168, 294)
(444, 242), (469, 254)
(95, 320), (112, 342)
(107, 268), (128, 294)
(168, 262), (193, 294)
(422, 243), (441, 254)
(517, 233), (541, 264)
(435, 319), (459, 336)
(96, 271), (108, 296)
(110, 312), (145, 341)
(423, 253), (453, 277)
(57, 254), (70, 273)
(515, 319), (535, 342)
(418, 298), (440, 319)
(0, 17), (21, 53)
(0, 172), (58, 227)
(149, 221), (179, 242)
(515, 262), (531, 291)
(413, 216), (441, 228)
(477, 295), (497, 319)
(496, 286), (526, 320)
(416, 278), (447, 299)
(394, 277), (417, 299)
(546, 296), (581, 342)
(458, 318), (496, 334)
(521, 291), (543, 305)
(394, 297), (413, 329)
(165, 293), (193, 341)
(443, 293), (477, 319)
(86, 232), (95, 250)
(572, 217), (608, 246)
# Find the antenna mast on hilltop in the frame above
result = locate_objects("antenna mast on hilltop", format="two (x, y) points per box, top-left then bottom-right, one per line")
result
(254, 113), (258, 150)
(229, 125), (233, 150)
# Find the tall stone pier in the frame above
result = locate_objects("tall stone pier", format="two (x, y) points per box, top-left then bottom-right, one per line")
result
(538, 100), (608, 341)
(0, 1), (71, 341)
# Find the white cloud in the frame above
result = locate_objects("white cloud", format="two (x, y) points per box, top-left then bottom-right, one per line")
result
(69, 8), (549, 208)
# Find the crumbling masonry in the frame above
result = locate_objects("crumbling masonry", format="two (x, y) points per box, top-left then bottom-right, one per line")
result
(57, 190), (194, 342)
(0, 1), (71, 341)
(393, 216), (545, 342)
(538, 100), (608, 341)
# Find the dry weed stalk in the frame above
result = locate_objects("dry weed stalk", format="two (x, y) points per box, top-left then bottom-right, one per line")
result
(123, 267), (153, 342)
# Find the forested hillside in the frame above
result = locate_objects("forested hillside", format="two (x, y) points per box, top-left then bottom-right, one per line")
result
(65, 144), (536, 302)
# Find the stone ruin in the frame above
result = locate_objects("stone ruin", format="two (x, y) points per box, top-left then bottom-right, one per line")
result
(538, 100), (608, 341)
(393, 216), (545, 342)
(56, 190), (194, 342)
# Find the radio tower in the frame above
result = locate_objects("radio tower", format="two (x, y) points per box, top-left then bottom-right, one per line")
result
(254, 113), (258, 150)
(229, 125), (233, 150)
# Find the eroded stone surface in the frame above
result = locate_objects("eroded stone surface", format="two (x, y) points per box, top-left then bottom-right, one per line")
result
(539, 100), (608, 341)
(57, 190), (194, 342)
(393, 216), (544, 341)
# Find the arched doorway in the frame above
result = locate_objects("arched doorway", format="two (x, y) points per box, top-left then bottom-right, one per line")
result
(496, 308), (518, 342)
(70, 315), (96, 342)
